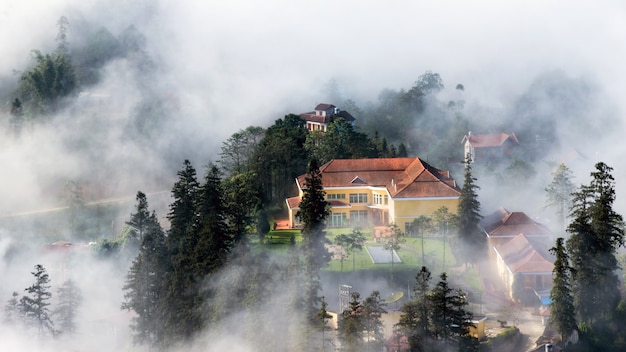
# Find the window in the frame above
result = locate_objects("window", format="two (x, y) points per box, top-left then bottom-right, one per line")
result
(327, 193), (346, 200)
(349, 193), (368, 203)
(373, 194), (388, 205)
(329, 212), (347, 227)
(350, 210), (368, 225)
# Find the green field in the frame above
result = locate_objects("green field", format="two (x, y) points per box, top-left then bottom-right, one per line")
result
(255, 226), (483, 304)
(265, 227), (457, 272)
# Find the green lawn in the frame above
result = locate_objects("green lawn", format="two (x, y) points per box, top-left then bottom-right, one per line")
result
(260, 227), (480, 293)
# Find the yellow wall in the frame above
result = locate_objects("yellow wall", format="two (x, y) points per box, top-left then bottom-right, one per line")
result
(292, 184), (459, 232)
(470, 318), (486, 339)
(392, 198), (460, 232)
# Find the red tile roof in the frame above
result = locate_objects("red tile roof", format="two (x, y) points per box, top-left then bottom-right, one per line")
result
(480, 207), (552, 238)
(315, 103), (336, 111)
(296, 157), (460, 199)
(464, 133), (519, 148)
(286, 196), (301, 210)
(300, 112), (332, 124)
(495, 234), (554, 273)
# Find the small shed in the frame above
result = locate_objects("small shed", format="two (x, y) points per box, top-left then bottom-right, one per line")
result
(470, 315), (488, 339)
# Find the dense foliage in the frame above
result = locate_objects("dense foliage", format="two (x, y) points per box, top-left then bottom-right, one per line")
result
(396, 267), (478, 352)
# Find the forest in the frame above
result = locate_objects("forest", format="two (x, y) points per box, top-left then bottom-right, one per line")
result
(2, 7), (626, 352)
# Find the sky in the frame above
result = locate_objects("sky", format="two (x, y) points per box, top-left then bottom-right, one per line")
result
(2, 1), (625, 152)
(0, 1), (624, 243)
(2, 1), (626, 350)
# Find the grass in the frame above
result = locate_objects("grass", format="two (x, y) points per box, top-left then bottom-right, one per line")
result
(259, 226), (481, 294)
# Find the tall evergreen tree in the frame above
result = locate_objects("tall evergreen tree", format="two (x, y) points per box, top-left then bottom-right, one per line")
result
(429, 273), (476, 351)
(567, 162), (624, 325)
(549, 237), (576, 343)
(4, 291), (21, 324)
(317, 296), (333, 352)
(457, 157), (484, 266)
(162, 160), (202, 343)
(338, 292), (364, 352)
(545, 163), (575, 234)
(297, 158), (331, 321)
(123, 209), (168, 348)
(20, 264), (55, 337)
(54, 279), (81, 335)
(126, 191), (151, 244)
(415, 266), (433, 340)
(194, 164), (231, 277)
(362, 291), (387, 352)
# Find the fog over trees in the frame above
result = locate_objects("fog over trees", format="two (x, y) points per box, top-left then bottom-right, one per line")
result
(2, 1), (626, 351)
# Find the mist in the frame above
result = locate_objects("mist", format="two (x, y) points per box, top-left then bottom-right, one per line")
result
(2, 0), (626, 350)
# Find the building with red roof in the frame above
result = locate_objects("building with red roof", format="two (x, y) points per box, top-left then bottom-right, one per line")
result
(462, 131), (519, 163)
(286, 157), (461, 231)
(299, 103), (356, 132)
(480, 207), (553, 248)
(494, 233), (555, 300)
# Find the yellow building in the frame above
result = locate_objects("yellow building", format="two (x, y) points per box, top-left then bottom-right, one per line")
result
(286, 157), (461, 232)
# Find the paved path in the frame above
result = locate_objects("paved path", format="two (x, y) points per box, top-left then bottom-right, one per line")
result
(478, 262), (545, 351)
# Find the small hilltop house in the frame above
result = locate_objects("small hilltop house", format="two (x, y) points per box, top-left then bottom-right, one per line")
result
(462, 132), (519, 163)
(299, 103), (356, 132)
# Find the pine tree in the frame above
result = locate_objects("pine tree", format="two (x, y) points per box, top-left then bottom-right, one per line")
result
(457, 157), (484, 266)
(338, 292), (364, 352)
(122, 210), (168, 348)
(545, 163), (575, 234)
(567, 162), (624, 325)
(429, 273), (476, 350)
(4, 291), (21, 324)
(398, 142), (408, 157)
(397, 267), (438, 351)
(162, 160), (201, 343)
(549, 237), (576, 343)
(54, 279), (81, 335)
(126, 191), (151, 244)
(317, 296), (333, 352)
(20, 264), (55, 337)
(297, 158), (331, 321)
(195, 164), (231, 273)
(362, 291), (387, 351)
